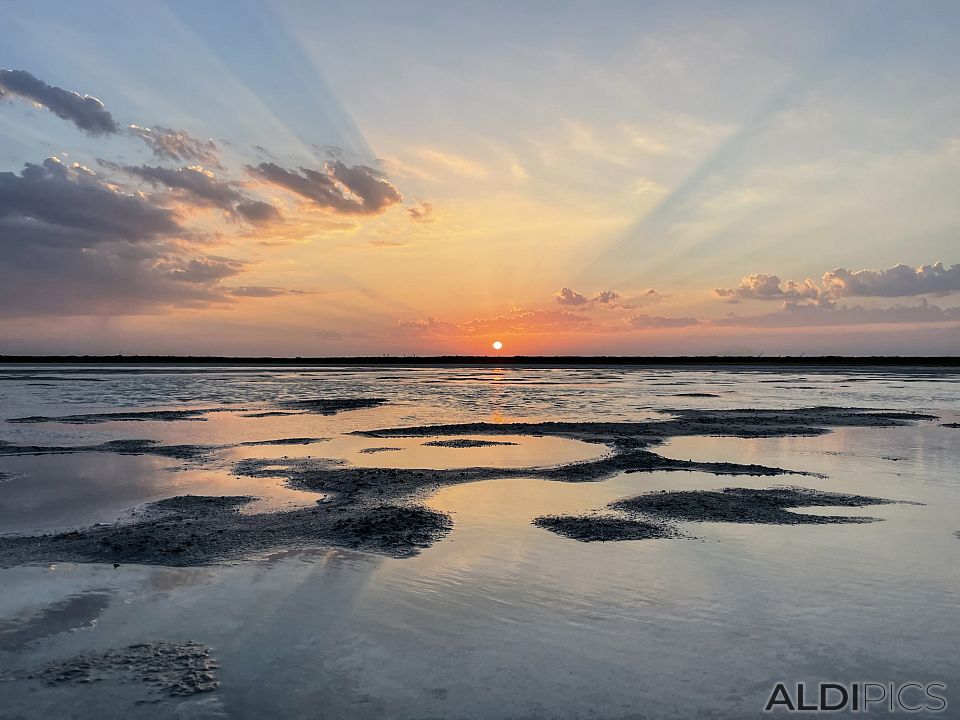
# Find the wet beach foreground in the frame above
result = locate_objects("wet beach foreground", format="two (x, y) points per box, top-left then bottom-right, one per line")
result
(0, 364), (958, 718)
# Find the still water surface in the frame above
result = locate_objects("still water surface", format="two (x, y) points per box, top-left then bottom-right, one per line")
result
(0, 365), (958, 718)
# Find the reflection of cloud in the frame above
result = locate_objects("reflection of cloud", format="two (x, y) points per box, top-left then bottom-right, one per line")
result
(248, 161), (401, 215)
(0, 69), (118, 135)
(128, 125), (221, 167)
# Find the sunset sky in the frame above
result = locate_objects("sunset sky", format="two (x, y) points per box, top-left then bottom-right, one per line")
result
(2, 0), (960, 355)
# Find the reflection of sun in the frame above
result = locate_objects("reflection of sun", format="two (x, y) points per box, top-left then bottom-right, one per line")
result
(492, 340), (503, 350)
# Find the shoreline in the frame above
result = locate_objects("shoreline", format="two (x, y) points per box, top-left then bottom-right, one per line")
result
(1, 355), (959, 368)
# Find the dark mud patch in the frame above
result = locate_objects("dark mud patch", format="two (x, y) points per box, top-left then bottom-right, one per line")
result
(670, 392), (720, 398)
(278, 397), (387, 415)
(534, 515), (677, 542)
(941, 423), (960, 429)
(0, 437), (329, 460)
(611, 487), (900, 525)
(0, 495), (452, 566)
(358, 407), (936, 447)
(233, 449), (807, 506)
(242, 411), (298, 418)
(359, 446), (402, 454)
(237, 437), (329, 446)
(0, 591), (112, 651)
(0, 438), (216, 461)
(8, 408), (218, 424)
(422, 439), (519, 448)
(3, 641), (218, 698)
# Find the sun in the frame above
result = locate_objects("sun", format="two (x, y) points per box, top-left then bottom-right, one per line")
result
(491, 340), (503, 351)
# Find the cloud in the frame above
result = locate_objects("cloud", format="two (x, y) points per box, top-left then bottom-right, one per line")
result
(112, 163), (243, 209)
(128, 125), (221, 167)
(399, 309), (592, 336)
(248, 160), (401, 215)
(822, 262), (960, 297)
(554, 287), (589, 306)
(0, 157), (280, 316)
(236, 200), (282, 225)
(627, 314), (700, 329)
(407, 200), (434, 223)
(226, 286), (304, 297)
(715, 263), (960, 306)
(717, 299), (960, 328)
(555, 287), (624, 306)
(0, 69), (118, 135)
(714, 273), (822, 302)
(0, 157), (179, 243)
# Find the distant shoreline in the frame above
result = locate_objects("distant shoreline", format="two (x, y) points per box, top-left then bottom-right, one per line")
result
(1, 355), (958, 368)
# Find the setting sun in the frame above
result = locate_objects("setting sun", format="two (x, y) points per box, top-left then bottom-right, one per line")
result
(492, 340), (503, 350)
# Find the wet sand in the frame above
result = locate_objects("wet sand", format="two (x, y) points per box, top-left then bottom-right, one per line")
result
(0, 406), (936, 566)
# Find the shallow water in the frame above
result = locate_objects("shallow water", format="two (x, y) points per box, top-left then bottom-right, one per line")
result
(0, 364), (958, 718)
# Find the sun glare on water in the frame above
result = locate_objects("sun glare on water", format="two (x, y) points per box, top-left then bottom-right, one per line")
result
(492, 340), (503, 350)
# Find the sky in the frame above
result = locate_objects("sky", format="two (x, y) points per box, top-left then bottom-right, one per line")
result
(2, 0), (960, 356)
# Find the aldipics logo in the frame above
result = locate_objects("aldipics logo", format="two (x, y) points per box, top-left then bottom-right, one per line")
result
(764, 682), (947, 713)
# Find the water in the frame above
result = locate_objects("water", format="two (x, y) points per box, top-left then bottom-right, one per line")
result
(0, 365), (958, 718)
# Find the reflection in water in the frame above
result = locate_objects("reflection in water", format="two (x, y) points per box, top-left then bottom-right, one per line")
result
(0, 366), (958, 718)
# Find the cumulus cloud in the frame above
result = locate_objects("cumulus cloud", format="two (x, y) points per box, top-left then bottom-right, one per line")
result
(715, 262), (960, 306)
(822, 262), (960, 297)
(714, 274), (822, 303)
(248, 160), (402, 215)
(0, 69), (118, 135)
(555, 287), (625, 307)
(128, 125), (221, 167)
(555, 287), (589, 306)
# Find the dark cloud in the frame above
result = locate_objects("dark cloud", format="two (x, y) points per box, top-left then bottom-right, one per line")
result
(248, 160), (401, 215)
(236, 200), (282, 225)
(128, 125), (221, 167)
(112, 163), (243, 209)
(0, 157), (274, 316)
(822, 262), (960, 297)
(0, 69), (118, 135)
(0, 157), (179, 243)
(627, 314), (700, 329)
(594, 290), (621, 304)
